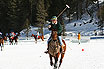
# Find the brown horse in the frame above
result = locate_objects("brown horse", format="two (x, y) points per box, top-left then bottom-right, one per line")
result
(8, 33), (20, 45)
(48, 30), (66, 69)
(3, 36), (7, 41)
(0, 38), (4, 51)
(3, 36), (8, 44)
(31, 34), (44, 43)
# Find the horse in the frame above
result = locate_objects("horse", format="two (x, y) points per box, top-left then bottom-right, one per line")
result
(3, 36), (8, 44)
(48, 30), (66, 69)
(8, 33), (20, 45)
(31, 34), (44, 43)
(0, 37), (4, 51)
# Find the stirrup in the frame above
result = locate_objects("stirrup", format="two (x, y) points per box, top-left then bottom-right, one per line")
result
(44, 50), (49, 54)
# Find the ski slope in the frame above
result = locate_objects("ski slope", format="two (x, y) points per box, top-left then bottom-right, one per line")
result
(0, 37), (104, 69)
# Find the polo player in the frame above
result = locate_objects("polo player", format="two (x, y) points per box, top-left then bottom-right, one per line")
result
(45, 16), (64, 53)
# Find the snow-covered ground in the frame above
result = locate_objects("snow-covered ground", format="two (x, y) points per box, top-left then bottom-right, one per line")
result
(0, 37), (104, 69)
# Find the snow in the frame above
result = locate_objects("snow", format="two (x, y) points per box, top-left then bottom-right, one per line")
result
(20, 26), (50, 38)
(99, 0), (104, 3)
(1, 2), (104, 68)
(64, 11), (101, 36)
(0, 37), (104, 69)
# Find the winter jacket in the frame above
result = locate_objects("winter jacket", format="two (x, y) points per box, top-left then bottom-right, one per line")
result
(49, 22), (62, 36)
(11, 32), (16, 37)
(78, 33), (81, 40)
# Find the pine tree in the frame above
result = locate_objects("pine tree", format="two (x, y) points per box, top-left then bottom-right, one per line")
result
(7, 0), (30, 32)
(35, 0), (48, 35)
(97, 5), (104, 35)
(29, 0), (37, 26)
(0, 0), (9, 33)
(23, 18), (31, 40)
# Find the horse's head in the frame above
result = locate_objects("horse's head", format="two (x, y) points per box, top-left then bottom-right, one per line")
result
(3, 36), (7, 41)
(52, 30), (58, 41)
(17, 33), (20, 36)
(32, 34), (34, 37)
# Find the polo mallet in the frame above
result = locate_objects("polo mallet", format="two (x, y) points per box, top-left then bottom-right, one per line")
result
(45, 4), (70, 27)
(57, 4), (70, 18)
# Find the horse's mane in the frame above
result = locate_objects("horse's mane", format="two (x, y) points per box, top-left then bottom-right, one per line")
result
(52, 29), (57, 31)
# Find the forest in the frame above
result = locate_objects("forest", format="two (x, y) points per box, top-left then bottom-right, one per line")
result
(0, 0), (104, 34)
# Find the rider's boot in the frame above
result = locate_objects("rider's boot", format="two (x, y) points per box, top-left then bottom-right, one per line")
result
(44, 45), (49, 54)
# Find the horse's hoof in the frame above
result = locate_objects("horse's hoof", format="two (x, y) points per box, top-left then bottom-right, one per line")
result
(50, 62), (53, 66)
(1, 48), (2, 51)
(54, 64), (58, 68)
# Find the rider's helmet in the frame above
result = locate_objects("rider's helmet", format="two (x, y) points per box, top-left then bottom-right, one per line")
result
(51, 16), (57, 21)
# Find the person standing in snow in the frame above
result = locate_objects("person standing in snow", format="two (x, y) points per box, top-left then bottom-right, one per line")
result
(94, 30), (97, 36)
(78, 32), (81, 44)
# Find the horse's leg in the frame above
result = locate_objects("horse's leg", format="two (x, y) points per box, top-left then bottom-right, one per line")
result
(2, 40), (4, 47)
(40, 37), (42, 41)
(12, 40), (14, 45)
(34, 39), (36, 43)
(59, 53), (65, 67)
(54, 53), (60, 68)
(35, 38), (37, 43)
(36, 37), (37, 43)
(41, 36), (44, 41)
(49, 54), (53, 66)
(0, 43), (2, 51)
(36, 35), (38, 43)
(34, 38), (36, 43)
(15, 38), (18, 45)
(10, 40), (12, 45)
(59, 45), (66, 67)
(9, 40), (11, 45)
(11, 39), (13, 45)
(34, 36), (37, 43)
(15, 39), (17, 45)
(54, 57), (58, 68)
(13, 39), (15, 45)
(9, 39), (12, 45)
